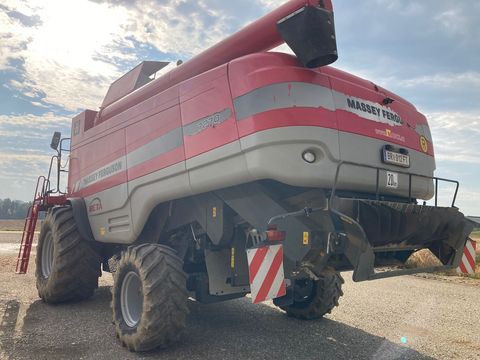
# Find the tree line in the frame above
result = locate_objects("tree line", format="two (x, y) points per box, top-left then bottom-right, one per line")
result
(0, 198), (31, 219)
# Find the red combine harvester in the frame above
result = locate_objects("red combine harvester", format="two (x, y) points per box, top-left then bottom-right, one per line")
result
(17, 0), (474, 352)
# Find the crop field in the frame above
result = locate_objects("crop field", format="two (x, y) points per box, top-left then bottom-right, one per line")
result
(0, 220), (25, 231)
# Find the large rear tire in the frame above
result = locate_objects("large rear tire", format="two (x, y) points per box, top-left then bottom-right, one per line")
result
(280, 269), (344, 320)
(112, 244), (189, 352)
(36, 206), (101, 303)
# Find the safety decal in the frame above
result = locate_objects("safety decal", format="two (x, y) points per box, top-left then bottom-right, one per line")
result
(303, 231), (309, 245)
(457, 238), (477, 274)
(246, 244), (286, 304)
(420, 136), (428, 153)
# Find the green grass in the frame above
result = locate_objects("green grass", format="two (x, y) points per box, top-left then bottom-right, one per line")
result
(471, 229), (480, 238)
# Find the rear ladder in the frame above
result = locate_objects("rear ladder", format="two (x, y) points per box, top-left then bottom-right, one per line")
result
(15, 176), (49, 274)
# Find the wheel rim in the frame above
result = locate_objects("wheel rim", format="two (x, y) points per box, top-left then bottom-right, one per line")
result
(41, 231), (54, 278)
(292, 278), (315, 306)
(121, 271), (143, 328)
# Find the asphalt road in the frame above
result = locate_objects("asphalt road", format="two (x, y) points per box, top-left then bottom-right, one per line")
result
(0, 248), (479, 360)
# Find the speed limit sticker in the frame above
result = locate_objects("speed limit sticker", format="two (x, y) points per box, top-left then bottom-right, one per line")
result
(386, 172), (399, 189)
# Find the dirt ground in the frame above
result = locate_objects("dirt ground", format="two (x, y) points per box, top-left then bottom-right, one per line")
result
(0, 250), (479, 360)
(0, 227), (479, 359)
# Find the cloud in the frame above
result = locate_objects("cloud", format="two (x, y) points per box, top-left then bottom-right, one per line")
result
(398, 72), (480, 89)
(0, 152), (53, 183)
(0, 112), (70, 130)
(0, 112), (70, 157)
(0, 0), (273, 113)
(0, 0), (132, 111)
(0, 152), (55, 201)
(430, 186), (480, 216)
(426, 111), (480, 164)
(0, 8), (32, 70)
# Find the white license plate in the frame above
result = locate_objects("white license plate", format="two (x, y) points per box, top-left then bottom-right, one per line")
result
(383, 150), (410, 168)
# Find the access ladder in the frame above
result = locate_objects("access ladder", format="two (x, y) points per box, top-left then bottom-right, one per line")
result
(15, 176), (49, 274)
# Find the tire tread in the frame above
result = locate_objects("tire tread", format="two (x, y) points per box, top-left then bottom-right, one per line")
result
(112, 244), (189, 352)
(36, 207), (101, 304)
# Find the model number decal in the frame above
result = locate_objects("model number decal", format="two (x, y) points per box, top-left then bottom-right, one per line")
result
(183, 108), (232, 136)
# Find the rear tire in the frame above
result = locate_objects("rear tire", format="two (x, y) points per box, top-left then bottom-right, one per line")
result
(36, 206), (101, 303)
(112, 244), (189, 352)
(280, 269), (344, 320)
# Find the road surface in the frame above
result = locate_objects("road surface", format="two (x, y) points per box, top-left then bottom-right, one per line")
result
(0, 239), (479, 360)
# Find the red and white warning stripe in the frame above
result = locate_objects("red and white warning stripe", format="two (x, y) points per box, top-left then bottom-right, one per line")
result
(246, 244), (286, 304)
(457, 238), (477, 274)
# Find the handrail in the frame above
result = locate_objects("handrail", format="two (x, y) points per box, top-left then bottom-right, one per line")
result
(46, 137), (71, 195)
(34, 176), (50, 202)
(330, 161), (459, 208)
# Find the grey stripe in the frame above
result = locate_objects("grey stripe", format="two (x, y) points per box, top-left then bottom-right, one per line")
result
(233, 82), (336, 121)
(127, 127), (184, 168)
(183, 108), (232, 136)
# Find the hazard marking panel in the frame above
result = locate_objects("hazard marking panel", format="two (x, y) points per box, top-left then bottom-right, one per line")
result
(246, 244), (286, 304)
(457, 238), (477, 274)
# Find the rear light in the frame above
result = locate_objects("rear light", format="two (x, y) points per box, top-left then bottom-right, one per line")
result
(302, 150), (316, 164)
(266, 224), (286, 242)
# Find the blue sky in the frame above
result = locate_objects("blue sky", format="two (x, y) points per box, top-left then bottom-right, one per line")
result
(0, 0), (479, 215)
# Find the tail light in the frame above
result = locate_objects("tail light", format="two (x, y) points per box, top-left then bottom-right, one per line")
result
(266, 224), (286, 242)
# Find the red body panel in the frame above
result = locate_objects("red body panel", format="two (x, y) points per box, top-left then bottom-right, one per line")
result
(180, 65), (239, 158)
(68, 1), (433, 200)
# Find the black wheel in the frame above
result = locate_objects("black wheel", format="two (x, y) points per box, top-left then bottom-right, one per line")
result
(36, 206), (101, 303)
(280, 269), (344, 320)
(112, 244), (189, 352)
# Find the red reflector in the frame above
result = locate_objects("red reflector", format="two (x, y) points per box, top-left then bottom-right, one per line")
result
(266, 225), (286, 242)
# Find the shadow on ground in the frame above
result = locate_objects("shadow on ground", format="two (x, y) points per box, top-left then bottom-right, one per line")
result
(0, 286), (435, 360)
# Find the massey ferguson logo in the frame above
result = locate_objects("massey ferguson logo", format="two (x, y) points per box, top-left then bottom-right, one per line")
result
(88, 198), (103, 213)
(82, 160), (123, 188)
(346, 97), (403, 126)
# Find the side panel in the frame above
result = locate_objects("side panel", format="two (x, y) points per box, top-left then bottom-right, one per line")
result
(69, 125), (133, 242)
(125, 101), (188, 237)
(180, 65), (249, 195)
(125, 105), (184, 182)
(180, 65), (238, 159)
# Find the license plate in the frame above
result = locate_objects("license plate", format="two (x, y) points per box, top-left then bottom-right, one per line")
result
(382, 149), (410, 168)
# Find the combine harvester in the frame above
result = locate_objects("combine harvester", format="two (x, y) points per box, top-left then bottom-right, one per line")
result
(17, 0), (474, 352)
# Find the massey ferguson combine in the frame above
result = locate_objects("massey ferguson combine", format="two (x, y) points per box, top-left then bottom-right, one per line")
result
(17, 0), (474, 352)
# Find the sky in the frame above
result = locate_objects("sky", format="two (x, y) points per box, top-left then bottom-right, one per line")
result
(0, 0), (479, 215)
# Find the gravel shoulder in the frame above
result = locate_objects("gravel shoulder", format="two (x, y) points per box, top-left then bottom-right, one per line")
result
(1, 251), (479, 360)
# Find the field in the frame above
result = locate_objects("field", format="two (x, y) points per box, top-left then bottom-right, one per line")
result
(0, 220), (25, 231)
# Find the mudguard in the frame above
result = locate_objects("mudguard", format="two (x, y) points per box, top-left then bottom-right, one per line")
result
(67, 198), (95, 242)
